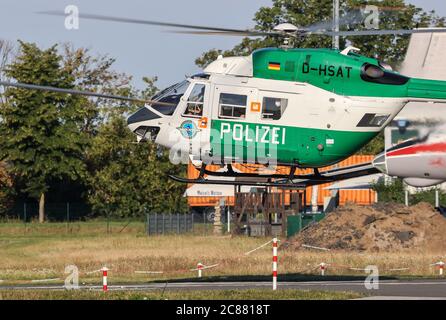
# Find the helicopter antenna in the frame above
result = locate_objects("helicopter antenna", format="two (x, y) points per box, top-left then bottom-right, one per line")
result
(333, 0), (340, 49)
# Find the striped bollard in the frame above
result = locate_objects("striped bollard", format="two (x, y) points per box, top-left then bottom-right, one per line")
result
(197, 263), (204, 278)
(319, 263), (327, 276)
(272, 238), (278, 290)
(101, 267), (109, 292)
(438, 261), (444, 276)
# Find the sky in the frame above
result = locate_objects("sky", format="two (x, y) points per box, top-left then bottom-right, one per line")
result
(0, 0), (445, 90)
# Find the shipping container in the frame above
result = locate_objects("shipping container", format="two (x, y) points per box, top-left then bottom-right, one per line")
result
(186, 155), (377, 209)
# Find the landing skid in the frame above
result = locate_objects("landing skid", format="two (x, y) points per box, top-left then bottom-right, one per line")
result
(168, 162), (380, 188)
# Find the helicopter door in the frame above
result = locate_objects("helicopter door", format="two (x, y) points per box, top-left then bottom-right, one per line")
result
(210, 85), (258, 163)
(176, 82), (210, 161)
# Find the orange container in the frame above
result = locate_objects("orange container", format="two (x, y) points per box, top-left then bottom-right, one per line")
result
(187, 155), (376, 208)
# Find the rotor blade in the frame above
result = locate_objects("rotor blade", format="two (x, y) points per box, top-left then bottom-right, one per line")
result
(305, 9), (364, 32)
(305, 7), (405, 32)
(0, 81), (175, 106)
(39, 10), (279, 37)
(166, 30), (273, 37)
(316, 28), (446, 37)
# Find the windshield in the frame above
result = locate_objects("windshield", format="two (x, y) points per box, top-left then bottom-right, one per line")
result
(150, 80), (190, 115)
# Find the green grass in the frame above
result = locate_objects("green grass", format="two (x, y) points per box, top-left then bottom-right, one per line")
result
(0, 289), (365, 300)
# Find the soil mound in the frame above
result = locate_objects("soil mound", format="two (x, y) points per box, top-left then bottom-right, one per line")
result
(288, 202), (446, 252)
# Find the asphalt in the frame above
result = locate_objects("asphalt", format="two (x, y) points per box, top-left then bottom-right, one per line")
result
(1, 279), (446, 299)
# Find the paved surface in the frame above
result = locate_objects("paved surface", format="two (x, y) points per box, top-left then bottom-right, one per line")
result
(1, 279), (446, 298)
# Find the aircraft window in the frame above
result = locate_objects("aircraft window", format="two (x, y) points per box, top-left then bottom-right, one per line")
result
(357, 113), (390, 127)
(219, 93), (247, 119)
(150, 80), (190, 115)
(262, 97), (288, 120)
(361, 63), (409, 85)
(183, 84), (205, 117)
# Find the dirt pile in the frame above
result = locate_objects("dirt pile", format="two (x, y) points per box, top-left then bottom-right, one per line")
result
(288, 202), (446, 252)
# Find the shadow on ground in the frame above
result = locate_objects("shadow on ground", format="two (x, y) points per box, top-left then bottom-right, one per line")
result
(152, 273), (401, 283)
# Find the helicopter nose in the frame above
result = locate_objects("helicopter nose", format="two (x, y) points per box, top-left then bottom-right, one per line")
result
(127, 106), (161, 126)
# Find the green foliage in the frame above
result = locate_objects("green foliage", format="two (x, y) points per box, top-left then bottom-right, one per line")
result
(86, 116), (187, 218)
(372, 178), (446, 206)
(0, 42), (88, 201)
(357, 132), (384, 155)
(0, 163), (14, 216)
(196, 0), (445, 69)
(0, 41), (188, 219)
(372, 178), (406, 203)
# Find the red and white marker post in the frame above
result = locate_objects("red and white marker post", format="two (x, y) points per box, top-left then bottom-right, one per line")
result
(436, 261), (444, 276)
(319, 263), (328, 276)
(197, 262), (204, 278)
(272, 238), (278, 290)
(101, 267), (109, 292)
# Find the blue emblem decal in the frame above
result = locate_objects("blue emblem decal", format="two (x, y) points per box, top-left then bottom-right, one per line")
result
(178, 120), (198, 139)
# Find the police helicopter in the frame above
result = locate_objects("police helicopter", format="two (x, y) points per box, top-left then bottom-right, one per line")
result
(2, 10), (446, 188)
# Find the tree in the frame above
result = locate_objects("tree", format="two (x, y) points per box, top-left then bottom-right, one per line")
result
(86, 115), (187, 218)
(0, 42), (88, 222)
(0, 162), (13, 217)
(196, 0), (445, 69)
(372, 178), (446, 206)
(61, 44), (136, 136)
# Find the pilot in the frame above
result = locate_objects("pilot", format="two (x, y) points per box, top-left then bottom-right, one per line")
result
(185, 104), (202, 116)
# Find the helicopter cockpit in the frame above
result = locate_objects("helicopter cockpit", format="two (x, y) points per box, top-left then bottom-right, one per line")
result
(149, 80), (190, 115)
(127, 74), (210, 143)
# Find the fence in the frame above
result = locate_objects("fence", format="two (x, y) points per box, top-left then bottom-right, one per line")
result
(9, 202), (91, 222)
(146, 213), (194, 235)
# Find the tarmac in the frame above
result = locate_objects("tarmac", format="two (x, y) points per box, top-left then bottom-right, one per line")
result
(1, 279), (446, 299)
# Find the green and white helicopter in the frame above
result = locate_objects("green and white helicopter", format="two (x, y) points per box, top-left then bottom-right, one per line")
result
(3, 11), (446, 187)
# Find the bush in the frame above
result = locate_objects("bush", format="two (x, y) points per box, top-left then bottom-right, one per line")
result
(372, 178), (445, 207)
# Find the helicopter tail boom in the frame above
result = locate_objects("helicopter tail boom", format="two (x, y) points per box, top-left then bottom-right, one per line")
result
(407, 78), (446, 103)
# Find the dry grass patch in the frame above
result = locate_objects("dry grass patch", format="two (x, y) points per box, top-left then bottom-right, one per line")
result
(0, 222), (444, 284)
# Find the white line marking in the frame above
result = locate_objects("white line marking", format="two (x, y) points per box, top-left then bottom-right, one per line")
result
(301, 244), (330, 251)
(244, 239), (274, 255)
(31, 278), (60, 283)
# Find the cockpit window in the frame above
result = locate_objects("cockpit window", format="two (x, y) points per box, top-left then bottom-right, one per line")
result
(183, 84), (205, 117)
(361, 63), (409, 85)
(150, 80), (190, 115)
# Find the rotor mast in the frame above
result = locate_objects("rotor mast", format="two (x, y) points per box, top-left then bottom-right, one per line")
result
(332, 0), (340, 49)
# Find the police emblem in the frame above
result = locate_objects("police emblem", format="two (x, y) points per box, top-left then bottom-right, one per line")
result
(178, 120), (198, 139)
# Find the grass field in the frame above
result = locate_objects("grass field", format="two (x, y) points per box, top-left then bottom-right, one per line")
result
(0, 289), (364, 300)
(0, 221), (444, 296)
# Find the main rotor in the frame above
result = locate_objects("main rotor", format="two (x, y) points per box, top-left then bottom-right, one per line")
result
(39, 10), (446, 48)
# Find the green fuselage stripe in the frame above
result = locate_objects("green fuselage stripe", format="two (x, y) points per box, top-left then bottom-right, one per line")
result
(210, 119), (377, 167)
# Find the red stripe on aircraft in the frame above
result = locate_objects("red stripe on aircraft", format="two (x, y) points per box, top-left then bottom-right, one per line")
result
(387, 142), (446, 157)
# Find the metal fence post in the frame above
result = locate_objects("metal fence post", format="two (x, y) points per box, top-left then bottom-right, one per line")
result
(107, 210), (110, 234)
(204, 211), (207, 236)
(23, 202), (27, 233)
(162, 213), (165, 235)
(145, 208), (148, 235)
(148, 209), (150, 236)
(66, 202), (70, 234)
(227, 205), (231, 234)
(154, 213), (158, 235)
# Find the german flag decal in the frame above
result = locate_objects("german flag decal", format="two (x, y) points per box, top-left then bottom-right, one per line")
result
(268, 62), (281, 71)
